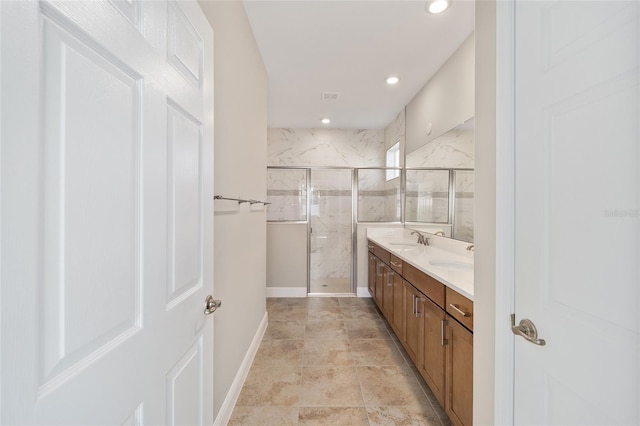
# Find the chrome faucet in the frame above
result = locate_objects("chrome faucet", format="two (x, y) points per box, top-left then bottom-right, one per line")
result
(466, 244), (474, 251)
(411, 231), (430, 246)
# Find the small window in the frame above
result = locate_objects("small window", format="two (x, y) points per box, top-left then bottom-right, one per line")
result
(386, 142), (400, 181)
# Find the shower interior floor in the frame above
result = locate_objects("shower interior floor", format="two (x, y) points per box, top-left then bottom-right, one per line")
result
(309, 276), (352, 294)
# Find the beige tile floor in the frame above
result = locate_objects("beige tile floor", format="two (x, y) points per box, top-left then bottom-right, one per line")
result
(228, 297), (451, 426)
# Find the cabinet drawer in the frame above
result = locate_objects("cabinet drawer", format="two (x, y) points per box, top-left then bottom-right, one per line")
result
(403, 262), (445, 309)
(446, 287), (473, 331)
(367, 240), (390, 264)
(389, 254), (403, 274)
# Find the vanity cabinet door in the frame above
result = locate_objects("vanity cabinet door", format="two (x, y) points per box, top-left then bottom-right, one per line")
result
(403, 282), (423, 364)
(367, 253), (376, 297)
(446, 316), (473, 426)
(419, 296), (447, 407)
(382, 267), (395, 320)
(374, 259), (385, 308)
(391, 273), (405, 340)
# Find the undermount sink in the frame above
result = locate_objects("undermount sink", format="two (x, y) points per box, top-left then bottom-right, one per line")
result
(429, 260), (473, 271)
(387, 242), (417, 247)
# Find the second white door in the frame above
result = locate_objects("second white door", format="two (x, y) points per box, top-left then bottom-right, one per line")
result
(513, 1), (639, 424)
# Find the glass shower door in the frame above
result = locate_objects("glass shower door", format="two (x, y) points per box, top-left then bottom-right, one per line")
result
(309, 169), (353, 294)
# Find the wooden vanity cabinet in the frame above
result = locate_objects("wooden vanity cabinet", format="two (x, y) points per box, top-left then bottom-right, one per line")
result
(368, 245), (398, 329)
(390, 271), (406, 340)
(366, 251), (385, 308)
(384, 254), (404, 333)
(382, 266), (394, 321)
(446, 316), (473, 426)
(367, 239), (473, 426)
(374, 260), (387, 311)
(367, 253), (377, 298)
(403, 281), (422, 363)
(418, 296), (447, 407)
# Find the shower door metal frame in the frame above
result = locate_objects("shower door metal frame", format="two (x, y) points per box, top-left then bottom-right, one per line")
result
(267, 166), (357, 296)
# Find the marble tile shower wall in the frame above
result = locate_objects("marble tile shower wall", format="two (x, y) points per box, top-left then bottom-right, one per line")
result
(357, 169), (393, 222)
(268, 128), (385, 168)
(267, 169), (307, 221)
(357, 175), (401, 223)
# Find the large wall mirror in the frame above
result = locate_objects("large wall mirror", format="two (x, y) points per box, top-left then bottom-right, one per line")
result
(405, 117), (474, 243)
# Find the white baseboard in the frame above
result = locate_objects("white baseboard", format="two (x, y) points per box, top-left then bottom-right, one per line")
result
(214, 311), (268, 426)
(266, 287), (307, 298)
(357, 287), (372, 298)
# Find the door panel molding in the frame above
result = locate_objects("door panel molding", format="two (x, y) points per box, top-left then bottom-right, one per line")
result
(38, 8), (144, 397)
(166, 336), (203, 426)
(166, 99), (204, 310)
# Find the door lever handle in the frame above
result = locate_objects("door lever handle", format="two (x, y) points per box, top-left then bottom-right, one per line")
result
(204, 295), (222, 315)
(511, 314), (546, 346)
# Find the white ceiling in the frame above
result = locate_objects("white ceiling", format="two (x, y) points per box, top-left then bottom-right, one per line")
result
(242, 0), (475, 129)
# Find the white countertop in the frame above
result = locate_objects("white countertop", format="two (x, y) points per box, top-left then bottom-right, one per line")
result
(367, 228), (474, 300)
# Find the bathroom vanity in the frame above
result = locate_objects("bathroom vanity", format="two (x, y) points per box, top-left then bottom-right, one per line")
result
(367, 229), (473, 426)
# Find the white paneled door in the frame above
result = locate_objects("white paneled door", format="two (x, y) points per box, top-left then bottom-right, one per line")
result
(514, 1), (639, 424)
(0, 1), (214, 424)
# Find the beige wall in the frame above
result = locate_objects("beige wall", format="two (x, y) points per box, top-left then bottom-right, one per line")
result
(474, 2), (497, 425)
(405, 32), (475, 155)
(198, 0), (268, 418)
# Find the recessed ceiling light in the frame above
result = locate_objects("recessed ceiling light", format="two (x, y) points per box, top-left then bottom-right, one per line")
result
(386, 76), (400, 85)
(426, 0), (451, 14)
(321, 118), (331, 124)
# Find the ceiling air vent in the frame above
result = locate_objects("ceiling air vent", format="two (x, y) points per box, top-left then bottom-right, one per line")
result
(321, 91), (340, 101)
